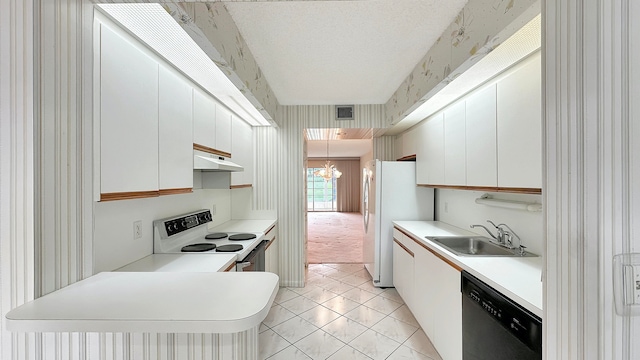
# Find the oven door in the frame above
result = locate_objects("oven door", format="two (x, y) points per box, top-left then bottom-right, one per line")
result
(236, 240), (266, 272)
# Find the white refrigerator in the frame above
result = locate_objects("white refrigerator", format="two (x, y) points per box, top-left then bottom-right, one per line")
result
(363, 160), (434, 287)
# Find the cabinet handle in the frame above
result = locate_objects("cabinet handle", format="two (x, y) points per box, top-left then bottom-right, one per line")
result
(394, 238), (414, 257)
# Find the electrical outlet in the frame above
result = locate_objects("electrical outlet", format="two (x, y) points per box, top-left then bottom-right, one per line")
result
(632, 265), (640, 304)
(444, 202), (449, 213)
(212, 205), (216, 216)
(133, 220), (142, 239)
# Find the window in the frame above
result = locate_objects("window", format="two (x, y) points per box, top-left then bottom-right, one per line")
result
(307, 168), (337, 211)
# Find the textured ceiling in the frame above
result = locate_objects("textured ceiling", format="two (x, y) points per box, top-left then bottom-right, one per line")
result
(225, 0), (468, 105)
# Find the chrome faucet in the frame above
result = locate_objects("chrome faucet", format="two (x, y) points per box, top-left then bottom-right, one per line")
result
(470, 221), (525, 254)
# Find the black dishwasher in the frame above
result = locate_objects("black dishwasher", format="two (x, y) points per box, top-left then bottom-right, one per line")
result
(461, 271), (542, 360)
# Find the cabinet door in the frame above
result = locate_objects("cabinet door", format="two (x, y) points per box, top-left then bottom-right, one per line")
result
(231, 119), (253, 186)
(215, 105), (232, 155)
(432, 261), (462, 360)
(100, 24), (158, 195)
(401, 127), (419, 159)
(158, 65), (193, 191)
(496, 54), (542, 188)
(444, 102), (466, 185)
(193, 88), (216, 150)
(466, 84), (497, 187)
(393, 236), (414, 307)
(425, 113), (445, 185)
(413, 245), (438, 340)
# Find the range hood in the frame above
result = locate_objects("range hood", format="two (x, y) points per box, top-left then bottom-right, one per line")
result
(194, 150), (244, 172)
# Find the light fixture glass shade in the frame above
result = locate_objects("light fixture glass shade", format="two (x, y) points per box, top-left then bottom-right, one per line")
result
(314, 160), (341, 181)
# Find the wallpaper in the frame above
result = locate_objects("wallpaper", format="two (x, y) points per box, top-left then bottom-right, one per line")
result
(167, 2), (280, 125)
(385, 0), (540, 126)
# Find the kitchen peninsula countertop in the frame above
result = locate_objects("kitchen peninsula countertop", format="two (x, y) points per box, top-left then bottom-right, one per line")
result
(6, 272), (279, 333)
(393, 221), (543, 317)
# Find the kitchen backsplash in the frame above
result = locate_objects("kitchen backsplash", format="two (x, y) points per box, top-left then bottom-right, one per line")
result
(93, 189), (231, 272)
(435, 188), (543, 256)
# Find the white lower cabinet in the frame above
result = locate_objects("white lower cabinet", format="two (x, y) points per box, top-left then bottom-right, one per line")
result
(395, 228), (462, 360)
(264, 225), (278, 278)
(392, 231), (415, 308)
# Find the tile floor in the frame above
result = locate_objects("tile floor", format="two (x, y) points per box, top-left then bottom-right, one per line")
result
(260, 263), (443, 360)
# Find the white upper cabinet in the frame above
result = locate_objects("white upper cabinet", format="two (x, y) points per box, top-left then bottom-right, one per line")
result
(192, 88), (217, 151)
(465, 84), (498, 187)
(100, 24), (159, 196)
(231, 119), (253, 186)
(158, 65), (193, 191)
(496, 54), (542, 189)
(444, 101), (466, 186)
(418, 113), (445, 185)
(215, 105), (232, 156)
(400, 127), (419, 159)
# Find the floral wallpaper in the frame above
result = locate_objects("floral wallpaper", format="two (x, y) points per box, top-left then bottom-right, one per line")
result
(385, 0), (540, 126)
(164, 2), (280, 126)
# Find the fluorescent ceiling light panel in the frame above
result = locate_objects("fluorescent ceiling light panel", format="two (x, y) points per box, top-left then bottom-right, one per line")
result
(97, 3), (271, 127)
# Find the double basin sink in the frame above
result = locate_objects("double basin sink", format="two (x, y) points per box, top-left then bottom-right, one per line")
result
(425, 236), (537, 257)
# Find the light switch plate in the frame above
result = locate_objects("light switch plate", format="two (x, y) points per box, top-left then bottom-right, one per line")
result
(613, 253), (640, 316)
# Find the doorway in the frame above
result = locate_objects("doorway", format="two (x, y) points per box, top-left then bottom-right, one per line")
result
(305, 129), (372, 264)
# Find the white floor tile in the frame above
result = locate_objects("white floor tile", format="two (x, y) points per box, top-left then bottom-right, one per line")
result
(341, 287), (377, 303)
(340, 274), (370, 286)
(322, 295), (361, 315)
(389, 305), (420, 328)
(363, 295), (403, 315)
(312, 276), (341, 289)
(323, 281), (355, 294)
(298, 305), (342, 327)
(370, 316), (419, 343)
(263, 305), (296, 327)
(290, 284), (322, 296)
(404, 330), (441, 360)
(352, 269), (371, 279)
(344, 305), (387, 327)
(294, 329), (346, 360)
(259, 323), (270, 333)
(379, 288), (404, 304)
(302, 287), (339, 303)
(280, 296), (320, 315)
(259, 329), (290, 360)
(275, 288), (301, 304)
(357, 281), (386, 295)
(327, 345), (373, 360)
(325, 269), (353, 280)
(322, 316), (369, 343)
(349, 329), (401, 360)
(270, 316), (319, 343)
(387, 345), (432, 360)
(267, 345), (312, 360)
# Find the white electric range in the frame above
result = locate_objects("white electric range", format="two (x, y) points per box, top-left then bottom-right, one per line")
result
(153, 209), (265, 271)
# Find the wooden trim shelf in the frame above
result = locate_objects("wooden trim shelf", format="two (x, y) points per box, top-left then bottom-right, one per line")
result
(417, 184), (542, 195)
(394, 226), (462, 272)
(100, 190), (159, 202)
(265, 237), (276, 250)
(193, 143), (231, 158)
(396, 154), (417, 161)
(230, 184), (252, 189)
(223, 263), (236, 272)
(265, 224), (276, 236)
(159, 188), (193, 196)
(393, 238), (414, 257)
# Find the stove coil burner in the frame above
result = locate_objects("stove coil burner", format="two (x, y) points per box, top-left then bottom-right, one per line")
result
(216, 244), (243, 252)
(205, 232), (228, 240)
(228, 233), (257, 241)
(181, 243), (217, 252)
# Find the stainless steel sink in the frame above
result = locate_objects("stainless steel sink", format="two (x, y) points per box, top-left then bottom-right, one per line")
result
(425, 236), (536, 257)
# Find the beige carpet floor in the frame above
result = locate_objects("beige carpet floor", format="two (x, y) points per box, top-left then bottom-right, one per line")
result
(307, 212), (364, 264)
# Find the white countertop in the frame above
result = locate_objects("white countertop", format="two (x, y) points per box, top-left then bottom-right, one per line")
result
(210, 219), (276, 233)
(6, 272), (279, 333)
(393, 221), (543, 317)
(116, 254), (237, 272)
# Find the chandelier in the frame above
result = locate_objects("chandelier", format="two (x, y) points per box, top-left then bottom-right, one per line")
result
(313, 140), (342, 181)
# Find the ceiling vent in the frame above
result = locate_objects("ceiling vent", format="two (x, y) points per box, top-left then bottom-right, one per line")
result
(336, 105), (354, 120)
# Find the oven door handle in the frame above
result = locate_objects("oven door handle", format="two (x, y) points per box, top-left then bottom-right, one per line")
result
(237, 261), (252, 270)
